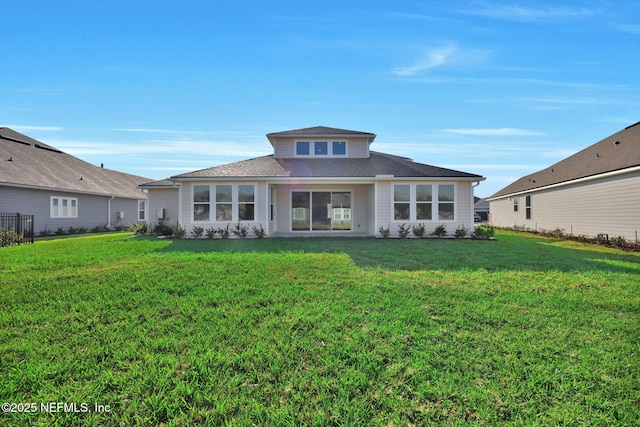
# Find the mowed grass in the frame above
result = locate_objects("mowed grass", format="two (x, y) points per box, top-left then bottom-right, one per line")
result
(1, 231), (639, 426)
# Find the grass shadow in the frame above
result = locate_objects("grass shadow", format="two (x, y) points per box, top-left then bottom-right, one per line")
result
(145, 232), (640, 274)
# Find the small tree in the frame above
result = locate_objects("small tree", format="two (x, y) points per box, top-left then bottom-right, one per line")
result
(432, 224), (447, 238)
(398, 223), (411, 239)
(232, 223), (249, 239)
(454, 225), (469, 239)
(252, 224), (266, 239)
(191, 226), (204, 239)
(205, 227), (217, 239)
(412, 223), (426, 238)
(378, 225), (391, 239)
(218, 224), (231, 239)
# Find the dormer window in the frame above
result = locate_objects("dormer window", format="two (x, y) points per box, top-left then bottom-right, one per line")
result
(314, 141), (328, 155)
(333, 141), (346, 155)
(295, 140), (348, 157)
(296, 141), (310, 155)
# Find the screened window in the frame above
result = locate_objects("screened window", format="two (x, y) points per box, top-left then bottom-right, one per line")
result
(513, 196), (519, 212)
(193, 185), (210, 221)
(291, 191), (351, 231)
(216, 185), (233, 221)
(192, 184), (257, 222)
(394, 184), (411, 220)
(392, 184), (456, 222)
(525, 195), (532, 220)
(416, 185), (432, 220)
(238, 185), (255, 221)
(438, 184), (455, 220)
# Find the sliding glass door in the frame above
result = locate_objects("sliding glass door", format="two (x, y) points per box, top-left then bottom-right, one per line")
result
(292, 191), (351, 231)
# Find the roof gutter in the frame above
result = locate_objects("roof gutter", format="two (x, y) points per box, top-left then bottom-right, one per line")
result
(107, 196), (115, 229)
(0, 181), (145, 199)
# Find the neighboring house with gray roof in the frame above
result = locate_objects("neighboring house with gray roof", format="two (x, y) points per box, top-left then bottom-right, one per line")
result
(140, 126), (485, 237)
(1, 127), (150, 234)
(488, 121), (640, 241)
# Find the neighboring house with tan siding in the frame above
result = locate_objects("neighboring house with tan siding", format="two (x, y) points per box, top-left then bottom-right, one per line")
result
(488, 121), (640, 241)
(141, 126), (485, 237)
(0, 127), (150, 234)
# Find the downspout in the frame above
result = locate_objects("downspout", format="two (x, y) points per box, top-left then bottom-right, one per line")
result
(177, 183), (183, 227)
(265, 182), (270, 237)
(472, 181), (481, 226)
(108, 195), (115, 229)
(373, 179), (378, 237)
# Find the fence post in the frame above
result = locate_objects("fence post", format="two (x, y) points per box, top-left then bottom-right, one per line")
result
(15, 212), (22, 236)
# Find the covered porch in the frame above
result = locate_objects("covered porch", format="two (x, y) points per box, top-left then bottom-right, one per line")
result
(267, 182), (376, 236)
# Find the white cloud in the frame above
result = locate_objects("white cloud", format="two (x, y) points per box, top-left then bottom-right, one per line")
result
(456, 3), (597, 22)
(612, 23), (640, 34)
(442, 128), (543, 136)
(446, 163), (546, 171)
(47, 138), (270, 159)
(393, 44), (458, 76)
(6, 125), (65, 132)
(392, 43), (491, 77)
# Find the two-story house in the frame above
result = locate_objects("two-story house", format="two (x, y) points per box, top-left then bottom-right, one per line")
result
(140, 126), (485, 237)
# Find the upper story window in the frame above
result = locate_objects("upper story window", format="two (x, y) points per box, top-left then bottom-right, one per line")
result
(296, 141), (310, 155)
(296, 140), (348, 157)
(314, 141), (328, 155)
(333, 141), (346, 155)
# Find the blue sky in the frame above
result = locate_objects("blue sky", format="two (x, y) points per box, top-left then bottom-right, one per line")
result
(2, 1), (639, 197)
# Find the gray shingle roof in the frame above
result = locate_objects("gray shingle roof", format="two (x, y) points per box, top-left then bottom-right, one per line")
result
(170, 152), (483, 180)
(267, 126), (376, 138)
(1, 127), (150, 199)
(138, 179), (180, 188)
(489, 121), (640, 199)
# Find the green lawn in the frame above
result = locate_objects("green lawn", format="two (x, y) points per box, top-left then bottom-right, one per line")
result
(1, 231), (638, 426)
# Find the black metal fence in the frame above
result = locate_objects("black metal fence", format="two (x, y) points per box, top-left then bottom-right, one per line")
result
(0, 213), (35, 246)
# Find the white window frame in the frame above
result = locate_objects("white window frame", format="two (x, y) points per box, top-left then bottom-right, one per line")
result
(391, 183), (456, 222)
(191, 184), (257, 223)
(295, 140), (348, 157)
(138, 200), (146, 221)
(238, 184), (256, 222)
(50, 196), (78, 218)
(295, 141), (310, 156)
(193, 184), (212, 222)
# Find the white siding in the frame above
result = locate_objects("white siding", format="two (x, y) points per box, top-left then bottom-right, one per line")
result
(271, 137), (370, 159)
(375, 180), (474, 237)
(364, 184), (376, 235)
(146, 188), (179, 227)
(375, 180), (392, 232)
(347, 139), (370, 158)
(490, 171), (640, 241)
(272, 140), (295, 158)
(179, 181), (266, 237)
(272, 184), (372, 235)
